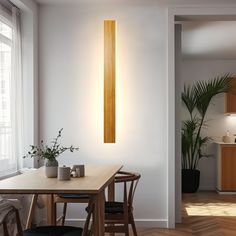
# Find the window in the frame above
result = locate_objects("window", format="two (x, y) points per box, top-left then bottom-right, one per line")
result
(0, 5), (22, 177)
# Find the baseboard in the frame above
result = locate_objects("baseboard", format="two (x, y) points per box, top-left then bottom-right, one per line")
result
(65, 218), (168, 228)
(217, 190), (236, 195)
(134, 219), (168, 228)
(199, 185), (215, 191)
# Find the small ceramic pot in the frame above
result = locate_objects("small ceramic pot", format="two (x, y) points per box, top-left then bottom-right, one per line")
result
(45, 159), (58, 178)
(222, 135), (233, 143)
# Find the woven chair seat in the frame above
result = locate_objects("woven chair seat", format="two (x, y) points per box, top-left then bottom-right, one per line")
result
(86, 201), (124, 214)
(105, 201), (124, 214)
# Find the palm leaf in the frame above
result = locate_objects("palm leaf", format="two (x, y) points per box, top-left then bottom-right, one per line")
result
(194, 74), (232, 117)
(181, 73), (233, 170)
(182, 85), (197, 116)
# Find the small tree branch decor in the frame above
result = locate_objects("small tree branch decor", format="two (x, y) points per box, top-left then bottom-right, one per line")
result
(23, 128), (79, 161)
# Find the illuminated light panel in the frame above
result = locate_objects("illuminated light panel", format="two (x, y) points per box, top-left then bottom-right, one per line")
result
(104, 20), (116, 143)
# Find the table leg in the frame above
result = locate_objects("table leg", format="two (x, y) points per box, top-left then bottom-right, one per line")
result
(108, 179), (115, 201)
(93, 190), (105, 236)
(26, 194), (38, 229)
(46, 194), (56, 225)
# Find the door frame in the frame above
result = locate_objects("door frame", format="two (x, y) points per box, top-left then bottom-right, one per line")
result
(167, 5), (236, 228)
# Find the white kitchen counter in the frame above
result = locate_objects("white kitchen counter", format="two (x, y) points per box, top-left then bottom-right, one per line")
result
(214, 142), (236, 145)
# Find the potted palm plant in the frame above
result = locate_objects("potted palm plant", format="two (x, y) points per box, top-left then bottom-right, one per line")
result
(24, 128), (79, 178)
(182, 74), (232, 193)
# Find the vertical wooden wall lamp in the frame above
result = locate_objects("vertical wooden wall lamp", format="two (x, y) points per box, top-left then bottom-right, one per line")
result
(104, 20), (116, 143)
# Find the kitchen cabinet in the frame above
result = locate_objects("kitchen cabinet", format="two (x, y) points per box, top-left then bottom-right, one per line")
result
(225, 77), (236, 114)
(216, 144), (236, 191)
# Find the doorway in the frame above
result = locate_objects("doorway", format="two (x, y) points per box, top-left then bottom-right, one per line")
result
(167, 8), (236, 228)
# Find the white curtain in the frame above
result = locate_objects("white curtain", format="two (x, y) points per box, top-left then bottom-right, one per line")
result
(11, 6), (23, 171)
(0, 4), (23, 177)
(0, 5), (40, 235)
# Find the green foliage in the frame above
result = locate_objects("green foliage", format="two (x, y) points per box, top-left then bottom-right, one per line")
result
(182, 74), (232, 170)
(23, 128), (79, 161)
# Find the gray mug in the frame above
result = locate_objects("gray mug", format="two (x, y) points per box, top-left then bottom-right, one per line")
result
(58, 166), (71, 180)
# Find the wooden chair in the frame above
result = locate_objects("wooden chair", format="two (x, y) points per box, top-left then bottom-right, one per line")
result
(89, 170), (139, 236)
(53, 193), (90, 226)
(1, 198), (94, 236)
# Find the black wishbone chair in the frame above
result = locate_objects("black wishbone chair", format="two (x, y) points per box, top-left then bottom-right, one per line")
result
(104, 171), (141, 236)
(1, 198), (94, 236)
(85, 170), (141, 236)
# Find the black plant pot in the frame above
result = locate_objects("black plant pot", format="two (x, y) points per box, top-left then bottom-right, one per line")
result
(182, 169), (200, 193)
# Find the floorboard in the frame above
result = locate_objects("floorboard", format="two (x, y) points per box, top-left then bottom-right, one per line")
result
(109, 191), (236, 235)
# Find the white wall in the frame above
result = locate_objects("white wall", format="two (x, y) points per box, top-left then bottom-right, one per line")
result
(39, 2), (168, 227)
(175, 24), (182, 223)
(38, 0), (236, 227)
(181, 59), (236, 190)
(21, 2), (39, 168)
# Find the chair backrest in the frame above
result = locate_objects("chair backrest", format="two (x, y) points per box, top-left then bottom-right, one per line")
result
(114, 171), (141, 210)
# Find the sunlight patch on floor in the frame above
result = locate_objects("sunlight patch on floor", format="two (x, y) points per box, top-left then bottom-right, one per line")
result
(185, 202), (236, 216)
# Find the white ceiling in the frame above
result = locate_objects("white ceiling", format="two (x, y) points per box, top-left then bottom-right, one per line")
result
(182, 21), (236, 59)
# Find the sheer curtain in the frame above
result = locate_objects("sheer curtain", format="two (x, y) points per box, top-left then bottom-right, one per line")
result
(11, 6), (23, 171)
(0, 4), (23, 177)
(0, 4), (40, 234)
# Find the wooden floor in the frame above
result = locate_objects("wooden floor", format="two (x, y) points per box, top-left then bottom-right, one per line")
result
(112, 191), (236, 236)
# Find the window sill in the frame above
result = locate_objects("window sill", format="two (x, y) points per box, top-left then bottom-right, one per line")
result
(0, 168), (38, 180)
(0, 171), (21, 180)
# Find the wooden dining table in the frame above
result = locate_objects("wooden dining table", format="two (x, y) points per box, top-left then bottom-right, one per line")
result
(0, 165), (122, 236)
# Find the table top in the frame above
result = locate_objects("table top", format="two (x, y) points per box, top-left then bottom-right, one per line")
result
(0, 165), (122, 194)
